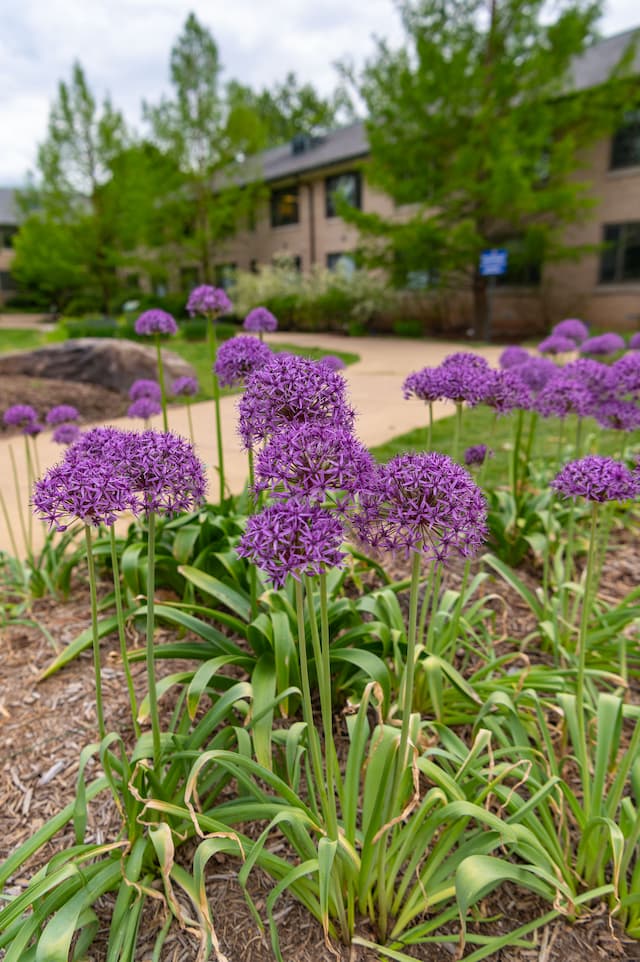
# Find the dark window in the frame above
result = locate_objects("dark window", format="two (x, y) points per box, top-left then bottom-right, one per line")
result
(180, 266), (199, 291)
(0, 271), (16, 292)
(600, 222), (640, 283)
(326, 252), (356, 275)
(249, 259), (259, 274)
(270, 187), (299, 227)
(0, 225), (17, 249)
(214, 263), (237, 290)
(325, 171), (361, 218)
(611, 110), (640, 170)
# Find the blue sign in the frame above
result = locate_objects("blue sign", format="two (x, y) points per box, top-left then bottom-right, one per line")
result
(480, 249), (508, 277)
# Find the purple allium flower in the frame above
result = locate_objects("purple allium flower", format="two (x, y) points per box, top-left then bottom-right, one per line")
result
(66, 427), (131, 465)
(129, 379), (162, 402)
(134, 309), (178, 336)
(534, 372), (595, 419)
(127, 397), (162, 421)
(23, 421), (44, 437)
(214, 335), (273, 388)
(53, 423), (82, 445)
(563, 358), (616, 403)
(551, 318), (589, 344)
(611, 353), (640, 398)
(474, 369), (532, 414)
(124, 430), (207, 516)
(243, 306), (278, 333)
(552, 456), (639, 503)
(171, 376), (199, 397)
(318, 354), (346, 372)
(595, 399), (640, 432)
(537, 334), (577, 356)
(3, 404), (38, 428)
(499, 345), (530, 369)
(236, 499), (346, 588)
(187, 285), (232, 318)
(438, 352), (492, 404)
(254, 424), (375, 507)
(403, 367), (444, 402)
(238, 353), (355, 449)
(464, 444), (493, 467)
(32, 458), (138, 530)
(630, 332), (640, 350)
(45, 404), (79, 426)
(580, 333), (625, 356)
(512, 357), (557, 393)
(353, 453), (487, 563)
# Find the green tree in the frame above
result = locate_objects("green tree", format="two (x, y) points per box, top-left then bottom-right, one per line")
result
(343, 0), (638, 333)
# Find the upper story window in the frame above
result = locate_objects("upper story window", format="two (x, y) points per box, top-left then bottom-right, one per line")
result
(600, 222), (640, 283)
(325, 171), (361, 218)
(0, 225), (17, 248)
(610, 110), (640, 170)
(270, 187), (299, 228)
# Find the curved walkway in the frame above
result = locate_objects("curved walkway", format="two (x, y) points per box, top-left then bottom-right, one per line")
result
(0, 334), (503, 556)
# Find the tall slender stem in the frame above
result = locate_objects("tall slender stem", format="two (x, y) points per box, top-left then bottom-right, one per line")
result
(576, 505), (599, 813)
(145, 512), (162, 767)
(453, 402), (463, 462)
(294, 579), (328, 816)
(317, 573), (338, 838)
(9, 444), (30, 561)
(207, 318), (225, 501)
(575, 417), (583, 459)
(186, 401), (195, 446)
(427, 401), (433, 451)
(0, 486), (20, 560)
(23, 436), (34, 555)
(110, 526), (139, 736)
(154, 336), (169, 432)
(396, 551), (423, 797)
(84, 524), (106, 740)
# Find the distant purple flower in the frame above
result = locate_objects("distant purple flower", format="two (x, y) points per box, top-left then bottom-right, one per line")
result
(464, 445), (492, 467)
(254, 424), (375, 507)
(318, 354), (346, 372)
(403, 368), (444, 402)
(53, 423), (81, 445)
(171, 376), (199, 397)
(534, 373), (594, 419)
(512, 357), (557, 393)
(134, 309), (178, 336)
(552, 319), (589, 344)
(4, 404), (38, 428)
(475, 369), (532, 414)
(243, 306), (278, 333)
(552, 456), (639, 503)
(45, 404), (79, 426)
(353, 452), (487, 563)
(124, 430), (207, 516)
(238, 353), (355, 449)
(629, 332), (640, 350)
(499, 346), (530, 369)
(236, 499), (346, 588)
(438, 352), (492, 404)
(612, 353), (640, 398)
(23, 421), (44, 437)
(538, 334), (576, 356)
(563, 359), (616, 403)
(215, 335), (273, 388)
(187, 285), (232, 318)
(127, 397), (162, 421)
(580, 333), (625, 356)
(129, 379), (161, 402)
(33, 458), (137, 531)
(595, 399), (640, 432)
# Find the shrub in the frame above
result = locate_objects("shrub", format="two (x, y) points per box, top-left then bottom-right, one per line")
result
(392, 317), (425, 338)
(62, 316), (119, 338)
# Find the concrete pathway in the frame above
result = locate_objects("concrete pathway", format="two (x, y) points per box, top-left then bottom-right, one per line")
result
(0, 333), (503, 556)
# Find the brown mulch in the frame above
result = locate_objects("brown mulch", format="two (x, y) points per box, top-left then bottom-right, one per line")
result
(0, 374), (127, 434)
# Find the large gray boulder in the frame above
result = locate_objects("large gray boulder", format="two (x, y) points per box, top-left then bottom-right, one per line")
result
(0, 338), (196, 395)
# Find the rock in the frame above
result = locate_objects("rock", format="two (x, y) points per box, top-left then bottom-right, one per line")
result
(0, 338), (196, 395)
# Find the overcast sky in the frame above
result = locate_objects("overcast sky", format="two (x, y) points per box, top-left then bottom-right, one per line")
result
(1, 0), (638, 185)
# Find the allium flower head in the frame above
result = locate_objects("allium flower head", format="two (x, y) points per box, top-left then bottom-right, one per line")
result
(563, 359), (616, 402)
(129, 379), (161, 401)
(475, 369), (532, 414)
(66, 427), (131, 466)
(595, 399), (640, 432)
(127, 397), (162, 421)
(499, 346), (530, 369)
(187, 285), (232, 318)
(512, 357), (557, 393)
(534, 372), (594, 419)
(23, 421), (44, 437)
(464, 444), (493, 467)
(538, 334), (576, 356)
(611, 353), (640, 398)
(134, 309), (178, 336)
(125, 430), (207, 516)
(580, 333), (625, 356)
(243, 306), (278, 333)
(318, 354), (346, 372)
(4, 404), (38, 428)
(353, 452), (487, 563)
(438, 352), (491, 404)
(214, 335), (273, 388)
(45, 404), (79, 426)
(552, 456), (639, 503)
(236, 499), (346, 588)
(403, 367), (444, 402)
(33, 458), (138, 530)
(551, 319), (589, 344)
(171, 376), (199, 397)
(53, 423), (81, 445)
(254, 423), (375, 507)
(629, 332), (640, 350)
(238, 353), (355, 449)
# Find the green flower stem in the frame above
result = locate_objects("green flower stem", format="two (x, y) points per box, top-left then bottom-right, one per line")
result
(9, 444), (31, 561)
(154, 335), (169, 433)
(207, 317), (225, 502)
(478, 412), (498, 488)
(395, 551), (423, 799)
(575, 417), (584, 459)
(294, 579), (329, 818)
(186, 400), (195, 446)
(30, 435), (42, 479)
(23, 435), (34, 555)
(575, 504), (600, 814)
(318, 573), (339, 837)
(145, 512), (162, 767)
(510, 409), (524, 507)
(84, 524), (106, 741)
(110, 525), (139, 736)
(453, 402), (463, 462)
(427, 401), (433, 451)
(0, 486), (20, 561)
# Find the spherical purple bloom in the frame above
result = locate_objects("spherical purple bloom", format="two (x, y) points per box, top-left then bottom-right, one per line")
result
(318, 354), (346, 372)
(53, 423), (82, 445)
(45, 404), (79, 426)
(552, 456), (639, 503)
(243, 306), (278, 333)
(499, 345), (530, 369)
(134, 309), (178, 336)
(23, 421), (44, 437)
(434, 352), (492, 405)
(611, 353), (640, 398)
(595, 399), (640, 432)
(464, 445), (493, 467)
(33, 457), (138, 531)
(66, 427), (131, 466)
(629, 332), (640, 350)
(254, 424), (375, 508)
(579, 333), (625, 356)
(236, 498), (346, 588)
(551, 319), (589, 344)
(129, 379), (162, 402)
(537, 334), (577, 356)
(214, 335), (273, 388)
(124, 430), (208, 516)
(534, 372), (595, 419)
(353, 452), (487, 563)
(512, 357), (557, 393)
(238, 353), (355, 449)
(474, 369), (532, 414)
(4, 404), (38, 428)
(187, 285), (232, 318)
(127, 397), (162, 421)
(563, 359), (616, 403)
(403, 367), (444, 402)
(171, 376), (199, 398)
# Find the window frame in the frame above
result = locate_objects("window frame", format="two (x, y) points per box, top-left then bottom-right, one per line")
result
(325, 171), (362, 219)
(610, 110), (640, 170)
(270, 186), (300, 228)
(599, 222), (640, 284)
